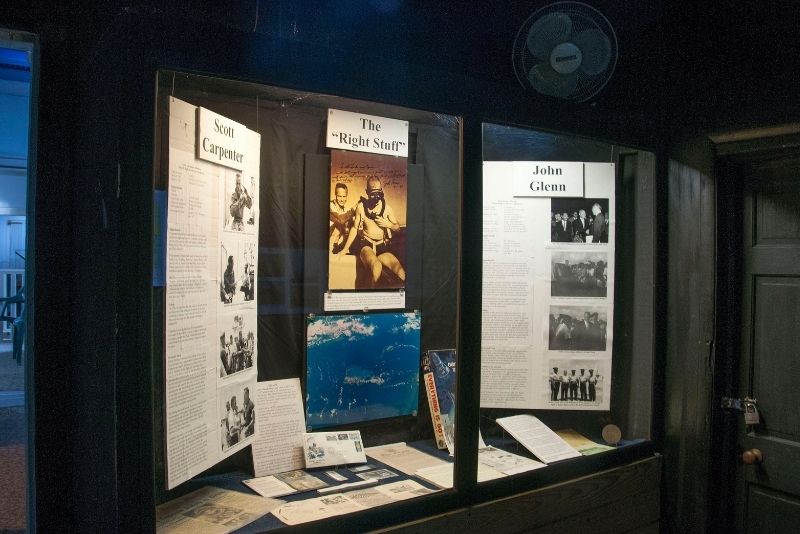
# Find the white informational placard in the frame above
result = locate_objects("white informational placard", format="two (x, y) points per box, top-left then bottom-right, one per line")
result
(165, 97), (260, 489)
(512, 161), (585, 197)
(251, 379), (306, 477)
(303, 431), (367, 468)
(323, 289), (406, 311)
(326, 108), (409, 157)
(196, 106), (254, 170)
(481, 161), (614, 411)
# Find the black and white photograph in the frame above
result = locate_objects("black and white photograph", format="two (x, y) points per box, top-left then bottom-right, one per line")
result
(218, 311), (256, 378)
(223, 169), (258, 234)
(551, 250), (608, 298)
(219, 238), (256, 304)
(550, 197), (610, 243)
(218, 383), (256, 453)
(548, 305), (608, 351)
(306, 435), (325, 461)
(547, 358), (605, 404)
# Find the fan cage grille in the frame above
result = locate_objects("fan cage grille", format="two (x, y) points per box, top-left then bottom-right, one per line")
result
(512, 2), (618, 102)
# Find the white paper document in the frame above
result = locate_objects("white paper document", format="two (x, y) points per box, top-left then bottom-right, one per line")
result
(414, 462), (505, 489)
(341, 479), (436, 508)
(156, 486), (281, 534)
(496, 415), (581, 463)
(273, 494), (366, 526)
(304, 431), (367, 468)
(355, 468), (398, 481)
(364, 442), (449, 476)
(251, 379), (306, 477)
(477, 446), (547, 475)
(242, 476), (297, 499)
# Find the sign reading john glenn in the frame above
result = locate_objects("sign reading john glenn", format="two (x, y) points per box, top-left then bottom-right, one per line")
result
(511, 161), (585, 198)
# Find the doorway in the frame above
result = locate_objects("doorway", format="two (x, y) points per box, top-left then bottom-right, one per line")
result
(714, 137), (800, 533)
(0, 30), (34, 534)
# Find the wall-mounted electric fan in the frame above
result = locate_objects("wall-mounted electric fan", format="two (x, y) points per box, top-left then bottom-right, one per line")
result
(512, 2), (618, 102)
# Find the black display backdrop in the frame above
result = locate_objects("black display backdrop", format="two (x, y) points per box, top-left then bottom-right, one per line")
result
(153, 71), (461, 500)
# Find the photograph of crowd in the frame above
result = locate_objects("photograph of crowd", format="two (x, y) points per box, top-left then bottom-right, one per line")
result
(219, 384), (256, 453)
(551, 250), (608, 298)
(219, 239), (256, 304)
(223, 170), (257, 234)
(547, 359), (604, 403)
(219, 312), (256, 377)
(549, 305), (608, 351)
(328, 150), (408, 290)
(550, 197), (610, 243)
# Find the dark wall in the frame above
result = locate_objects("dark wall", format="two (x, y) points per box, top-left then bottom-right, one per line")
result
(4, 1), (798, 532)
(659, 4), (800, 532)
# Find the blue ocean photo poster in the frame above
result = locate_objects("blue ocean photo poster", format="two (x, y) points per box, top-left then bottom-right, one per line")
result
(305, 312), (421, 429)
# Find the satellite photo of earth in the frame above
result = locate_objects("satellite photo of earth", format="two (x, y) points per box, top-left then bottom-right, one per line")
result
(305, 312), (421, 429)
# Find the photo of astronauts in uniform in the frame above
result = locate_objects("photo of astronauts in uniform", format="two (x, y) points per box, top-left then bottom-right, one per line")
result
(327, 150), (408, 290)
(548, 359), (604, 404)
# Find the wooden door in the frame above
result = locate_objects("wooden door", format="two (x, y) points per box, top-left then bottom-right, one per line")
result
(737, 154), (800, 532)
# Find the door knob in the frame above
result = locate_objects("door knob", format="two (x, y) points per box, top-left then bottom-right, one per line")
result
(741, 448), (763, 465)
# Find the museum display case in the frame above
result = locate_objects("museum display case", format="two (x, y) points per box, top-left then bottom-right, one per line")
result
(152, 70), (466, 531)
(474, 123), (657, 492)
(147, 66), (659, 532)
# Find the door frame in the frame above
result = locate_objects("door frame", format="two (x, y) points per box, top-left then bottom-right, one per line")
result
(711, 131), (800, 532)
(0, 27), (38, 532)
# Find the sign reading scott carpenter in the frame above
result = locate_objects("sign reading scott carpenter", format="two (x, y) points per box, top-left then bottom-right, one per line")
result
(511, 161), (585, 198)
(326, 109), (409, 157)
(196, 106), (252, 170)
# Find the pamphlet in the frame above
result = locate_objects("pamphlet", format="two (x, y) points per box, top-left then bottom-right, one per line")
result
(242, 476), (297, 499)
(496, 414), (581, 463)
(477, 446), (547, 475)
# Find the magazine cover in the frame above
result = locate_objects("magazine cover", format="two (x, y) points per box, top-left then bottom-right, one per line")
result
(426, 349), (457, 453)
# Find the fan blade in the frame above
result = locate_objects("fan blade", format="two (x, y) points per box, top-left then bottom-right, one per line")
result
(526, 12), (573, 61)
(528, 63), (579, 99)
(573, 29), (612, 76)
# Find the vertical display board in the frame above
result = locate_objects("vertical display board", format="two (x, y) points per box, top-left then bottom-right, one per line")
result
(481, 161), (614, 411)
(164, 97), (260, 488)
